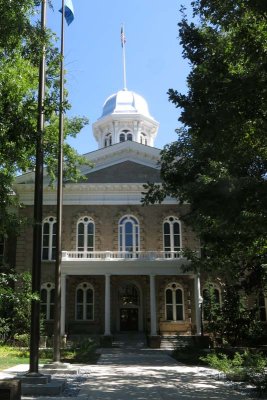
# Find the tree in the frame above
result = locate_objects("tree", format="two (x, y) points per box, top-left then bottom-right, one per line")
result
(143, 0), (267, 292)
(0, 0), (89, 238)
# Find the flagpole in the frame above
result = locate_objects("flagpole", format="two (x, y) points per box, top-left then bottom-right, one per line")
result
(53, 0), (65, 363)
(121, 25), (127, 90)
(28, 0), (47, 375)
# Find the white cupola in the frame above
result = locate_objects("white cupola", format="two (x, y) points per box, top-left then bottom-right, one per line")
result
(92, 89), (159, 149)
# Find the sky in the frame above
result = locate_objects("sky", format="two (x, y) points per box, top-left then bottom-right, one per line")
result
(46, 0), (193, 154)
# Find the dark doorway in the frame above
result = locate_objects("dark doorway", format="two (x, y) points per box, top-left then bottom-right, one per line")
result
(120, 308), (138, 331)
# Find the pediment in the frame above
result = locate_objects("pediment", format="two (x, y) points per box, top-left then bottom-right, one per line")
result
(84, 161), (161, 183)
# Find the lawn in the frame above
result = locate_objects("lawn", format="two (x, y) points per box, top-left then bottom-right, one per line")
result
(0, 339), (99, 371)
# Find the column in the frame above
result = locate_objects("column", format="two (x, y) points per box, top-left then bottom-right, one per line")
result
(194, 273), (202, 335)
(150, 274), (157, 336)
(104, 273), (111, 336)
(60, 273), (67, 336)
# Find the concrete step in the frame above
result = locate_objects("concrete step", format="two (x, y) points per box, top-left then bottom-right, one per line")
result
(19, 374), (51, 384)
(21, 379), (65, 396)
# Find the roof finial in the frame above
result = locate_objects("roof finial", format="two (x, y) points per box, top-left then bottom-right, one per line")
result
(121, 24), (127, 90)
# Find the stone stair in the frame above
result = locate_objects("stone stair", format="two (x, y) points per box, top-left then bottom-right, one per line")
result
(160, 335), (195, 350)
(112, 333), (147, 349)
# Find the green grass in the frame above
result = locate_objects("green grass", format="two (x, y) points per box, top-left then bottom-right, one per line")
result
(0, 342), (99, 371)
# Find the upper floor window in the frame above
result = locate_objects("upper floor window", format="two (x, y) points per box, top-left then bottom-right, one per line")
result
(120, 129), (132, 142)
(119, 215), (139, 254)
(259, 292), (267, 322)
(104, 133), (112, 147)
(165, 283), (184, 321)
(202, 284), (221, 321)
(0, 235), (5, 264)
(76, 282), (94, 321)
(77, 217), (95, 252)
(163, 216), (181, 257)
(42, 216), (57, 260)
(40, 282), (55, 320)
(140, 132), (147, 145)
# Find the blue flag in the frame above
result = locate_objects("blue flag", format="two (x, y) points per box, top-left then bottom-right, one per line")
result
(60, 0), (74, 25)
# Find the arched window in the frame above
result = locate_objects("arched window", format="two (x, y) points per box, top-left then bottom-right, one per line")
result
(42, 216), (57, 260)
(119, 283), (140, 306)
(119, 133), (125, 142)
(40, 282), (55, 320)
(119, 215), (139, 255)
(202, 284), (221, 321)
(120, 129), (132, 142)
(77, 217), (95, 252)
(259, 292), (267, 322)
(163, 216), (181, 257)
(104, 133), (112, 147)
(140, 132), (147, 145)
(76, 282), (94, 321)
(165, 283), (184, 321)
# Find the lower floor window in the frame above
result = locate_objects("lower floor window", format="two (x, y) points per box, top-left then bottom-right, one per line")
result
(76, 282), (94, 320)
(41, 282), (55, 320)
(165, 283), (184, 321)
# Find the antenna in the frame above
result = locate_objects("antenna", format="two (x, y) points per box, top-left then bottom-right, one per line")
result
(121, 25), (127, 90)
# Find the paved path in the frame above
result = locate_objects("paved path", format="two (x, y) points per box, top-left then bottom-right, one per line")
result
(79, 349), (252, 400)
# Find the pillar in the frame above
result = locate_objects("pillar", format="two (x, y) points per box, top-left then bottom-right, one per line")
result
(194, 273), (202, 335)
(104, 273), (111, 336)
(150, 274), (157, 336)
(60, 273), (66, 336)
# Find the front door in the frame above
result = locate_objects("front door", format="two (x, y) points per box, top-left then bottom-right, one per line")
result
(120, 308), (138, 331)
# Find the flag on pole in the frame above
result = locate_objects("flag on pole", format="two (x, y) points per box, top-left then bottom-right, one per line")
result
(121, 26), (126, 47)
(60, 0), (75, 25)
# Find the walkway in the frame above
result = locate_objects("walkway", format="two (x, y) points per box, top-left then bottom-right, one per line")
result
(79, 347), (252, 400)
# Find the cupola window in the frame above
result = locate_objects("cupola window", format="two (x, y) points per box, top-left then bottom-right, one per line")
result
(104, 133), (112, 147)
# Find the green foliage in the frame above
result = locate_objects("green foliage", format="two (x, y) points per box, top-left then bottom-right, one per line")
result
(203, 283), (263, 346)
(143, 0), (267, 293)
(0, 1), (90, 237)
(0, 271), (37, 339)
(201, 350), (267, 393)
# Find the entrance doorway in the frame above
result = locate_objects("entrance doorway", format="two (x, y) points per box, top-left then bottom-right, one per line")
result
(120, 308), (139, 331)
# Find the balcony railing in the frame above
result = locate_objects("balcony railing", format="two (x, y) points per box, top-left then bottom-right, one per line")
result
(62, 250), (183, 261)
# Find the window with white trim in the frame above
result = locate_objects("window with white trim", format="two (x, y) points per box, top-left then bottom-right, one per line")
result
(76, 282), (94, 321)
(40, 282), (55, 320)
(202, 284), (221, 321)
(42, 217), (57, 260)
(119, 215), (139, 254)
(0, 235), (5, 264)
(259, 292), (267, 322)
(163, 216), (181, 257)
(140, 132), (147, 145)
(77, 217), (95, 252)
(165, 283), (184, 321)
(104, 133), (112, 147)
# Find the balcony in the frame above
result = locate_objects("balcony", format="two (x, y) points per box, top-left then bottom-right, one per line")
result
(62, 250), (183, 262)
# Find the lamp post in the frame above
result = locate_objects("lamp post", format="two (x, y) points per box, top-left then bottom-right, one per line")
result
(29, 0), (47, 375)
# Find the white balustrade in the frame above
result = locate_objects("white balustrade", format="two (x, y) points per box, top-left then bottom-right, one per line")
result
(61, 250), (186, 261)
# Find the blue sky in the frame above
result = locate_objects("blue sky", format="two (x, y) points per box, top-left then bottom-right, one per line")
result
(46, 0), (193, 154)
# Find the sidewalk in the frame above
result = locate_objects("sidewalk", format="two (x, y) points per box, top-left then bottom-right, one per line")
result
(79, 348), (253, 400)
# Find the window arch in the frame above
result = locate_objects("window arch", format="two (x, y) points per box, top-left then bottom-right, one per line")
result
(119, 133), (125, 142)
(119, 215), (140, 255)
(104, 133), (112, 147)
(40, 282), (55, 320)
(202, 283), (221, 321)
(42, 216), (57, 260)
(163, 216), (181, 257)
(77, 216), (95, 252)
(119, 283), (140, 306)
(140, 132), (147, 145)
(120, 129), (132, 143)
(259, 292), (267, 322)
(75, 282), (94, 321)
(165, 283), (184, 321)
